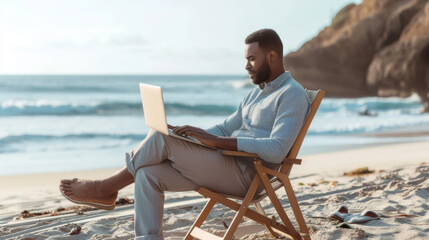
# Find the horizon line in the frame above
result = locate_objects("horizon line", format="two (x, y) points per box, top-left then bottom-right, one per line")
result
(0, 73), (249, 76)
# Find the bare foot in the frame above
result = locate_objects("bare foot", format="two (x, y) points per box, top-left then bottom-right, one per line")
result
(59, 178), (118, 210)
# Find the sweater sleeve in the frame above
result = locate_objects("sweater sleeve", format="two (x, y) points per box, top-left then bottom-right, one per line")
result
(204, 125), (225, 136)
(236, 89), (310, 163)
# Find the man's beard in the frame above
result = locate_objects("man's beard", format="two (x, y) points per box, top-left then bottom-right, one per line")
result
(252, 60), (271, 85)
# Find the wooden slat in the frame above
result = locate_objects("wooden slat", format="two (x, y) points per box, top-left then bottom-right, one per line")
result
(221, 150), (259, 158)
(191, 227), (223, 240)
(271, 227), (303, 240)
(283, 158), (302, 165)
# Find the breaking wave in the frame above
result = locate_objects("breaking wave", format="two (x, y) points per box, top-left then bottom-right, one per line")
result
(0, 100), (236, 116)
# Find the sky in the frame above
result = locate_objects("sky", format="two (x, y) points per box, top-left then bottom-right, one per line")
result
(0, 0), (361, 75)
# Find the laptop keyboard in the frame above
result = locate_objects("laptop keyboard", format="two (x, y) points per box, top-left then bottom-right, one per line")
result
(168, 129), (201, 142)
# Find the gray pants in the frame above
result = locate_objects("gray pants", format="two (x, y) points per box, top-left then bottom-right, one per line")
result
(125, 130), (256, 240)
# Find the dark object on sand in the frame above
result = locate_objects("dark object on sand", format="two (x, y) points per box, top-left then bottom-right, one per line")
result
(75, 208), (84, 215)
(343, 167), (375, 176)
(19, 210), (34, 219)
(116, 198), (135, 206)
(13, 206), (95, 220)
(222, 222), (229, 229)
(15, 210), (53, 220)
(69, 226), (81, 235)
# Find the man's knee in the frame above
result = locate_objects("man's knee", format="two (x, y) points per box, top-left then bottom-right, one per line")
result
(147, 129), (165, 140)
(135, 167), (153, 182)
(143, 130), (169, 145)
(135, 166), (162, 190)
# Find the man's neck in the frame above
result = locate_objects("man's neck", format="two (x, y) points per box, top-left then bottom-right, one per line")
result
(265, 69), (285, 84)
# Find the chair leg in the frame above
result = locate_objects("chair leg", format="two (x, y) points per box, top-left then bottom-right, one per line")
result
(277, 175), (311, 240)
(255, 167), (302, 240)
(222, 176), (261, 239)
(184, 199), (216, 240)
(253, 202), (281, 238)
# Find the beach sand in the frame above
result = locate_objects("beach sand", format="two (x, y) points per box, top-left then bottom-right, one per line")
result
(1, 141), (428, 239)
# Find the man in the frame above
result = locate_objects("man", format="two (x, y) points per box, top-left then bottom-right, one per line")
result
(60, 29), (310, 239)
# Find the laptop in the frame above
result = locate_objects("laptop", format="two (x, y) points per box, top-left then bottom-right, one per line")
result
(139, 83), (216, 149)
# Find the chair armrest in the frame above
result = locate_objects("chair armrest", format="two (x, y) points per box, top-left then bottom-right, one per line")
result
(221, 150), (259, 158)
(283, 158), (302, 165)
(253, 160), (290, 179)
(252, 158), (302, 166)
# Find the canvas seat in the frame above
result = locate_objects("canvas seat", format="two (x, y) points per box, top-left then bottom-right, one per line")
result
(185, 89), (325, 240)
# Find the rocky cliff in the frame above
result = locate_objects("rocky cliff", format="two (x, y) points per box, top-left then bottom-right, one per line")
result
(284, 0), (429, 112)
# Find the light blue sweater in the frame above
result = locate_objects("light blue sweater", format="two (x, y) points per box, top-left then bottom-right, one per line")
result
(206, 71), (310, 172)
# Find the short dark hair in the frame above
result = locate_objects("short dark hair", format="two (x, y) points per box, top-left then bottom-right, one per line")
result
(245, 29), (283, 56)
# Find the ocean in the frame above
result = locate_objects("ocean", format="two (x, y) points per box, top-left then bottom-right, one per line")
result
(1, 75), (429, 176)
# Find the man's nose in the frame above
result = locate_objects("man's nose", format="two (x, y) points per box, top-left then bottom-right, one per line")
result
(245, 61), (251, 71)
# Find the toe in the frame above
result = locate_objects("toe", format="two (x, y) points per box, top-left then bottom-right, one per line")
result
(59, 183), (71, 190)
(59, 187), (70, 193)
(61, 179), (73, 184)
(61, 178), (78, 184)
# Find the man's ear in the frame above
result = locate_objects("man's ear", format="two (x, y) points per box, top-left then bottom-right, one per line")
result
(267, 50), (277, 63)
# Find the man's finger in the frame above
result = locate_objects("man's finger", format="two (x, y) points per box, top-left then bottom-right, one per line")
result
(172, 125), (202, 136)
(173, 127), (184, 134)
(175, 127), (188, 136)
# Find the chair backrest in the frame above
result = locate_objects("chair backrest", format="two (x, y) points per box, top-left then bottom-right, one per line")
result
(279, 89), (325, 173)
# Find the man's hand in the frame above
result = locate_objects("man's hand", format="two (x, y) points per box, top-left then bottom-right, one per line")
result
(169, 125), (237, 150)
(171, 125), (218, 147)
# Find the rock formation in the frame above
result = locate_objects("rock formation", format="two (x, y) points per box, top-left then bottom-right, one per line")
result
(284, 0), (429, 112)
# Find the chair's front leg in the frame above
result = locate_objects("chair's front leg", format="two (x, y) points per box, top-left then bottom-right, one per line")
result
(276, 174), (311, 240)
(222, 174), (261, 239)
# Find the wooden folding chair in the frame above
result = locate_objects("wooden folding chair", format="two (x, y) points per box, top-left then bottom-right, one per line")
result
(185, 89), (325, 240)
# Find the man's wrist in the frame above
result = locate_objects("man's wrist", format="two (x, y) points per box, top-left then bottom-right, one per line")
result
(215, 136), (237, 151)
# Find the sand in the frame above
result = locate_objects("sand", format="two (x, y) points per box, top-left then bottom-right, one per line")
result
(1, 141), (429, 239)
